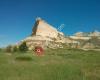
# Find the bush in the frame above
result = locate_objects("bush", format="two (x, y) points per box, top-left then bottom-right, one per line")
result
(0, 48), (2, 52)
(15, 55), (33, 61)
(12, 46), (18, 52)
(19, 42), (28, 52)
(5, 45), (12, 53)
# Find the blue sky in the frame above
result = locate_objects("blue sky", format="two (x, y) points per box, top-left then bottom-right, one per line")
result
(0, 0), (100, 47)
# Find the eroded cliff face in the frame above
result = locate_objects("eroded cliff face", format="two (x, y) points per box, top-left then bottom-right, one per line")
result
(31, 18), (58, 38)
(23, 18), (66, 50)
(17, 18), (100, 50)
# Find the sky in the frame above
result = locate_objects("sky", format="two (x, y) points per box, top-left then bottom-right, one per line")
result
(0, 0), (100, 47)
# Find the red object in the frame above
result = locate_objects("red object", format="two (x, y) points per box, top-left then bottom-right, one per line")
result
(34, 46), (44, 56)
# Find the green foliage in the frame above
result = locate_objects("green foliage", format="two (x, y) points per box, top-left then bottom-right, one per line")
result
(0, 49), (100, 80)
(5, 45), (12, 53)
(12, 46), (18, 52)
(15, 55), (33, 61)
(19, 42), (28, 52)
(0, 48), (2, 52)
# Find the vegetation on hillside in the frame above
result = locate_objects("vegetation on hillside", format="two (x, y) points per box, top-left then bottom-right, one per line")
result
(0, 49), (99, 80)
(18, 41), (28, 52)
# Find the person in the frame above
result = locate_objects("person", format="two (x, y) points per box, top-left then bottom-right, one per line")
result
(34, 46), (44, 56)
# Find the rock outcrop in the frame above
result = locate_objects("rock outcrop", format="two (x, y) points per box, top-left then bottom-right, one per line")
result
(70, 31), (100, 49)
(22, 18), (66, 50)
(18, 18), (100, 50)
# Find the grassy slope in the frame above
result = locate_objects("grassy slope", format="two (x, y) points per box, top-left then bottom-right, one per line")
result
(0, 49), (100, 80)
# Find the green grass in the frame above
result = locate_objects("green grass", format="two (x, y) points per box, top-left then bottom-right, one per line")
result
(0, 49), (100, 80)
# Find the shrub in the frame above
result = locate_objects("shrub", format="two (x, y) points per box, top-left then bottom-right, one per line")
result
(12, 46), (18, 52)
(15, 55), (33, 61)
(0, 48), (2, 52)
(19, 42), (28, 52)
(5, 45), (12, 53)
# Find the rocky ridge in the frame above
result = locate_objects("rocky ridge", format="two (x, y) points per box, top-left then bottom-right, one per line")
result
(18, 18), (100, 50)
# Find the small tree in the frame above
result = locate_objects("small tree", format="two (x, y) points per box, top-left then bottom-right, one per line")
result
(19, 42), (28, 52)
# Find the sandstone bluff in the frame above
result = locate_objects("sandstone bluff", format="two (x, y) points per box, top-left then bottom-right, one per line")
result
(21, 18), (68, 50)
(18, 18), (100, 50)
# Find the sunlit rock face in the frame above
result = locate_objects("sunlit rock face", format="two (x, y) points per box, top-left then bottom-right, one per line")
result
(23, 17), (66, 50)
(15, 18), (100, 50)
(31, 17), (58, 38)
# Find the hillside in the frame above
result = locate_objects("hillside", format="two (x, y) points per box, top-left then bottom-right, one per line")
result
(0, 49), (100, 80)
(16, 18), (100, 50)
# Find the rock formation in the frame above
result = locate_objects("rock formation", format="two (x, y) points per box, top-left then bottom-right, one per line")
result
(22, 17), (66, 50)
(18, 18), (100, 50)
(31, 17), (59, 38)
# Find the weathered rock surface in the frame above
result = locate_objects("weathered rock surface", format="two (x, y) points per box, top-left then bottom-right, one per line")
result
(22, 18), (67, 50)
(18, 18), (100, 50)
